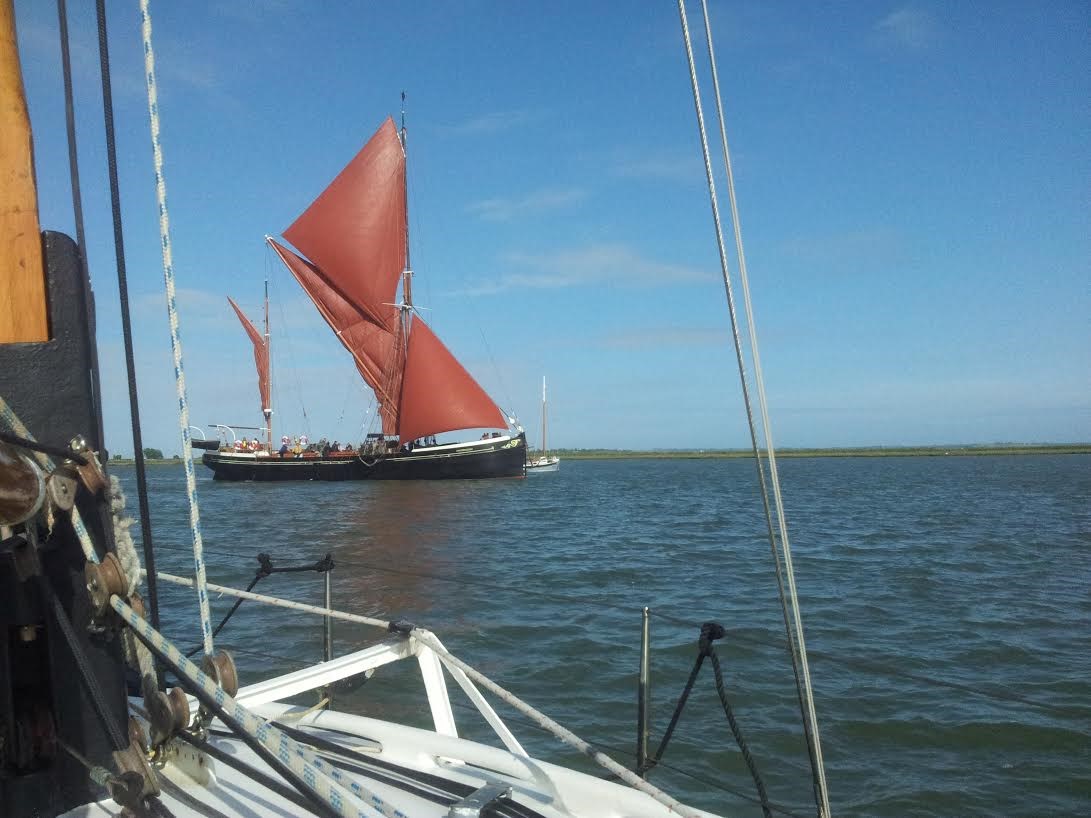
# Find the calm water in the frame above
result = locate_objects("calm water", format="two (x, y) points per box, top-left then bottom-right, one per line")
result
(116, 455), (1091, 817)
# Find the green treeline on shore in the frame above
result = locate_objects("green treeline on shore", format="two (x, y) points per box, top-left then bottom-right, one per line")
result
(111, 443), (1090, 464)
(544, 444), (1091, 459)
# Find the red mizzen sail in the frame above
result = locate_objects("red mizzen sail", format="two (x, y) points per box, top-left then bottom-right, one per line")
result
(398, 318), (507, 444)
(227, 296), (270, 415)
(273, 116), (508, 444)
(282, 118), (405, 332)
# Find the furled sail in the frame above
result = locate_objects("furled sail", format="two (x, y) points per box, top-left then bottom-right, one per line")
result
(398, 317), (507, 444)
(282, 117), (405, 332)
(227, 296), (270, 416)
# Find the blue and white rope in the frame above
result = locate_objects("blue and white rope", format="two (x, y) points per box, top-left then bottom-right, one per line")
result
(0, 395), (98, 564)
(111, 595), (407, 818)
(138, 0), (213, 656)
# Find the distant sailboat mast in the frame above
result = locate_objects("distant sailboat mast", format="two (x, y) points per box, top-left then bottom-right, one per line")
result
(541, 376), (548, 456)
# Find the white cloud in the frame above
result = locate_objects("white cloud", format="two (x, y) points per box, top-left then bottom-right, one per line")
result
(458, 243), (715, 295)
(873, 7), (937, 51)
(601, 327), (730, 350)
(466, 187), (587, 222)
(611, 152), (704, 183)
(779, 227), (904, 273)
(442, 109), (542, 136)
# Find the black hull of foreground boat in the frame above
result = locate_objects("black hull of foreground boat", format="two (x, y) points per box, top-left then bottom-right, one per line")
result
(201, 434), (527, 481)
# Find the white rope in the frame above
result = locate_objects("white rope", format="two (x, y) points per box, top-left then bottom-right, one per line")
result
(137, 0), (214, 657)
(150, 571), (391, 630)
(694, 2), (830, 812)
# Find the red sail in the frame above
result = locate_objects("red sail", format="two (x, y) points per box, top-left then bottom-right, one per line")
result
(268, 239), (399, 433)
(283, 118), (405, 332)
(397, 318), (507, 444)
(227, 296), (270, 415)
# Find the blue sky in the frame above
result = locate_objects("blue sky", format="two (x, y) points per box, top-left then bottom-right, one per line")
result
(14, 1), (1089, 454)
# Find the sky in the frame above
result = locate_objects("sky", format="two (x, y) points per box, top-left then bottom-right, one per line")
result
(12, 1), (1090, 455)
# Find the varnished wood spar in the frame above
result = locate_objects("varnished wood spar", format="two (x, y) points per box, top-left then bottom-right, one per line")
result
(0, 0), (48, 343)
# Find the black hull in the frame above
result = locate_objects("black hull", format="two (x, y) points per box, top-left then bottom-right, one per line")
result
(201, 434), (527, 481)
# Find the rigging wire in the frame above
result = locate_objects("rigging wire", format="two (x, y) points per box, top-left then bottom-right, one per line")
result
(270, 265), (312, 440)
(697, 3), (829, 804)
(89, 0), (162, 637)
(677, 1), (829, 813)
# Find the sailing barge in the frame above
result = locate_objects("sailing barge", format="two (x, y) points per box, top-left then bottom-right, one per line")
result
(201, 117), (526, 481)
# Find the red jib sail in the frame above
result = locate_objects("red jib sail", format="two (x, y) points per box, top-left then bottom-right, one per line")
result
(227, 296), (270, 416)
(398, 318), (507, 444)
(273, 117), (508, 444)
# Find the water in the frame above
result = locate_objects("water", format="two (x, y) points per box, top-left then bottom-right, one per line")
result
(117, 455), (1091, 817)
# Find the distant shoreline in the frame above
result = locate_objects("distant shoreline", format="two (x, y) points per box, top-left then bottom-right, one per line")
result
(109, 443), (1090, 465)
(548, 444), (1091, 459)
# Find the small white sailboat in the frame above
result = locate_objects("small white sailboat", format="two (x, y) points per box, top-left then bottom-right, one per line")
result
(526, 377), (560, 473)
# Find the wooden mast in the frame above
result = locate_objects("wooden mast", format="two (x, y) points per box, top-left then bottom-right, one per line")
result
(263, 279), (272, 451)
(0, 0), (48, 343)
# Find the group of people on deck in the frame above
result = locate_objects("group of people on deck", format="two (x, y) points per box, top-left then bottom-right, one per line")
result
(233, 437), (264, 452)
(234, 432), (463, 457)
(270, 435), (357, 458)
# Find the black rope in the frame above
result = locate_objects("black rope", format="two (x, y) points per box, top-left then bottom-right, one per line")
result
(446, 700), (812, 818)
(175, 730), (320, 816)
(93, 0), (162, 651)
(706, 639), (773, 817)
(0, 430), (87, 464)
(126, 623), (339, 818)
(36, 575), (127, 752)
(183, 570), (265, 658)
(649, 609), (1081, 718)
(182, 553), (334, 658)
(56, 0), (106, 451)
(644, 622), (772, 818)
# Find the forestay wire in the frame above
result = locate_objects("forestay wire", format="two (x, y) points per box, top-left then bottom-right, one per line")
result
(137, 0), (215, 658)
(676, 1), (831, 815)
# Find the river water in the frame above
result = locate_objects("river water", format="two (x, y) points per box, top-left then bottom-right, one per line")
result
(115, 454), (1090, 817)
